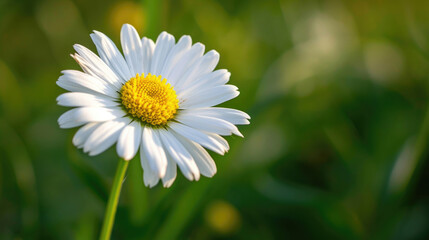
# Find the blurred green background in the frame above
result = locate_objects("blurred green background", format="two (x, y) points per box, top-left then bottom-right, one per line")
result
(1, 0), (429, 239)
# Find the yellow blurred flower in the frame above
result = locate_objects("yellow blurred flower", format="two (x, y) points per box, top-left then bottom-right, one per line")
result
(205, 200), (241, 234)
(109, 1), (145, 34)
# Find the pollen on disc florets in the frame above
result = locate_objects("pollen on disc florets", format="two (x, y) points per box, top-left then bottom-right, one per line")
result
(120, 73), (179, 126)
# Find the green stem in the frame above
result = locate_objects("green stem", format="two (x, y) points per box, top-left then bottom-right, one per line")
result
(99, 159), (129, 240)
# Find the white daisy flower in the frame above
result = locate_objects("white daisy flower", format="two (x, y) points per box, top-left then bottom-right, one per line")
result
(57, 24), (250, 188)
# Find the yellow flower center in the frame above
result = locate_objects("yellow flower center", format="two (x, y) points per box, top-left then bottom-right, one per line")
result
(120, 73), (179, 126)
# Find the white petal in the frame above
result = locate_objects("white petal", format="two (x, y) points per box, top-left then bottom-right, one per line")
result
(72, 122), (101, 148)
(150, 32), (175, 76)
(116, 121), (142, 160)
(176, 134), (217, 177)
(120, 24), (144, 75)
(157, 129), (200, 181)
(174, 50), (220, 92)
(57, 70), (118, 98)
(140, 144), (160, 187)
(180, 107), (250, 125)
(141, 37), (155, 74)
(72, 45), (122, 89)
(161, 156), (177, 188)
(141, 127), (167, 178)
(177, 69), (230, 98)
(57, 92), (119, 107)
(160, 35), (192, 78)
(58, 107), (125, 128)
(91, 30), (133, 82)
(83, 118), (129, 156)
(165, 43), (205, 86)
(168, 122), (227, 155)
(205, 132), (229, 152)
(179, 85), (239, 109)
(176, 113), (243, 137)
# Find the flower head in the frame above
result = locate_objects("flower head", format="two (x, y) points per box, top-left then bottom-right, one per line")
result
(57, 24), (250, 187)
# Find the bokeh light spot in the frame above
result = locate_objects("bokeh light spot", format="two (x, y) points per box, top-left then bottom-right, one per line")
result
(204, 200), (241, 235)
(109, 1), (145, 34)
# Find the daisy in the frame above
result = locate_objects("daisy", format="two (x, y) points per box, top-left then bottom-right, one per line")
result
(57, 24), (250, 188)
